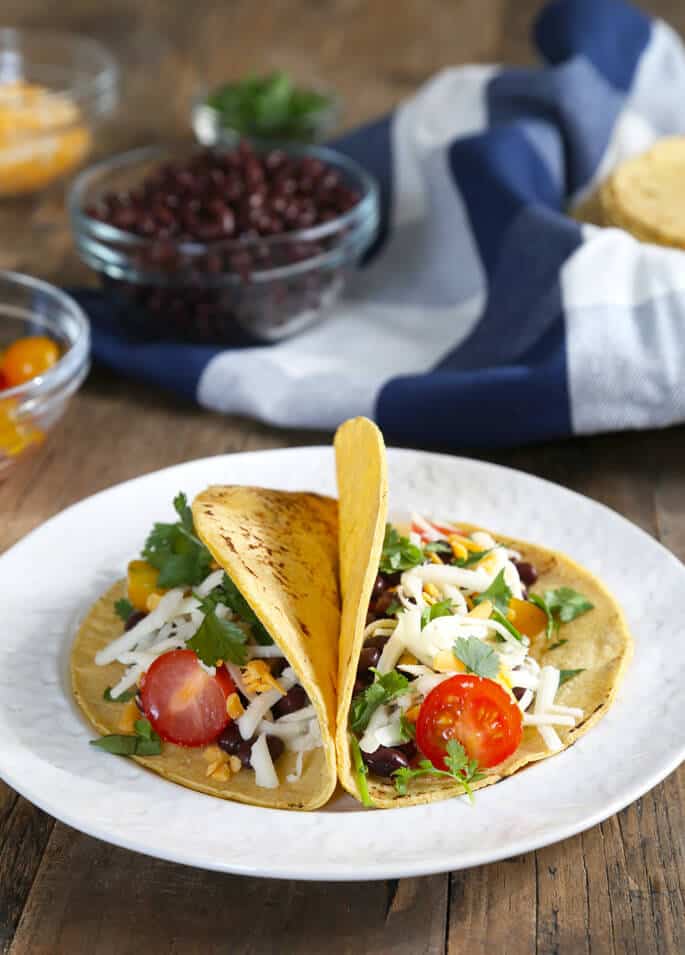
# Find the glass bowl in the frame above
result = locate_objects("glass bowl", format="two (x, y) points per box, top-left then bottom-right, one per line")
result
(0, 272), (90, 477)
(0, 28), (118, 198)
(68, 143), (379, 343)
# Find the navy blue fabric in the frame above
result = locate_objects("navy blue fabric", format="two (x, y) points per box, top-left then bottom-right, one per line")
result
(535, 0), (651, 92)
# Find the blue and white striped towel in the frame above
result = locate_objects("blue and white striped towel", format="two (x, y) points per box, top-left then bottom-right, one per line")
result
(81, 0), (685, 448)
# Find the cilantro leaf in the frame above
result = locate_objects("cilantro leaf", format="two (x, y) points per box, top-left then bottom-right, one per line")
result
(349, 735), (374, 807)
(529, 588), (593, 639)
(114, 598), (134, 623)
(379, 525), (425, 574)
(548, 639), (568, 651)
(399, 714), (416, 742)
(559, 668), (585, 686)
(385, 598), (404, 617)
(453, 548), (493, 568)
(528, 593), (555, 640)
(474, 570), (512, 615)
(350, 668), (409, 734)
(187, 608), (248, 666)
(424, 540), (451, 555)
(90, 717), (161, 757)
(142, 493), (213, 589)
(420, 598), (453, 629)
(453, 637), (499, 678)
(491, 608), (524, 642)
(103, 685), (137, 703)
(544, 588), (594, 624)
(392, 740), (484, 801)
(204, 573), (273, 645)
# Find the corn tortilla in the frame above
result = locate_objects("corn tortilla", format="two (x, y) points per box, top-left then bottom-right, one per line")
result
(71, 487), (339, 811)
(334, 417), (633, 808)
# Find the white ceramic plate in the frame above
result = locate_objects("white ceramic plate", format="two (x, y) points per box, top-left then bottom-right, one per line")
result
(1, 447), (683, 881)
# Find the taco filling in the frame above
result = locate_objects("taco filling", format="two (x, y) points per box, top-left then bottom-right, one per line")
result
(72, 487), (339, 809)
(350, 516), (593, 799)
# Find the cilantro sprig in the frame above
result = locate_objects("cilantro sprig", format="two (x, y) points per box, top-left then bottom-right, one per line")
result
(453, 637), (499, 678)
(379, 525), (425, 574)
(187, 594), (248, 667)
(559, 668), (585, 686)
(114, 598), (134, 623)
(350, 668), (410, 734)
(420, 597), (454, 629)
(529, 588), (594, 639)
(103, 685), (137, 703)
(474, 569), (512, 616)
(392, 740), (485, 802)
(90, 718), (161, 757)
(142, 493), (213, 589)
(201, 573), (273, 645)
(453, 548), (492, 568)
(350, 735), (374, 807)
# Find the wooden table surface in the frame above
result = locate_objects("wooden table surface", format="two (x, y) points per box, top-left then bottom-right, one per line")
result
(1, 1), (684, 952)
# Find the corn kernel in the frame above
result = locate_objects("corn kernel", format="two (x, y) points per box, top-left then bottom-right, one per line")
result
(211, 764), (231, 782)
(468, 599), (492, 619)
(228, 755), (242, 774)
(433, 650), (466, 673)
(226, 692), (244, 719)
(405, 704), (421, 722)
(146, 592), (161, 612)
(480, 554), (499, 575)
(424, 582), (441, 598)
(428, 550), (443, 564)
(202, 744), (224, 763)
(449, 540), (469, 561)
(242, 659), (285, 695)
(448, 533), (482, 553)
(118, 700), (139, 734)
(398, 652), (417, 666)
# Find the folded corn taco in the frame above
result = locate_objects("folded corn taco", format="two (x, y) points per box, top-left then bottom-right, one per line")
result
(71, 486), (339, 811)
(335, 417), (633, 808)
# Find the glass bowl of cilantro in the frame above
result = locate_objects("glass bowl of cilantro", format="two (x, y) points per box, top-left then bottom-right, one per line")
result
(193, 72), (338, 147)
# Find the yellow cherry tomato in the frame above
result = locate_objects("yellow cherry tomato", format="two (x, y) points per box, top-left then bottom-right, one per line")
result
(127, 560), (163, 612)
(508, 597), (548, 638)
(2, 336), (60, 387)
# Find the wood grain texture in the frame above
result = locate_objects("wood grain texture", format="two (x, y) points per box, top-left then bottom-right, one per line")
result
(0, 0), (683, 953)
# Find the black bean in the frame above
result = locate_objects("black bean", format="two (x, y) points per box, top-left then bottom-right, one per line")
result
(513, 686), (526, 701)
(357, 645), (381, 673)
(353, 673), (373, 696)
(272, 684), (308, 719)
(124, 610), (147, 631)
(372, 590), (397, 618)
(362, 745), (411, 778)
(371, 574), (386, 600)
(270, 657), (289, 678)
(515, 561), (538, 587)
(381, 570), (403, 587)
(266, 736), (285, 763)
(364, 634), (391, 652)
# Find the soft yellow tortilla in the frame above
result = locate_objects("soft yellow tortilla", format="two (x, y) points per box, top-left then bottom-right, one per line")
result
(71, 487), (340, 811)
(334, 417), (633, 808)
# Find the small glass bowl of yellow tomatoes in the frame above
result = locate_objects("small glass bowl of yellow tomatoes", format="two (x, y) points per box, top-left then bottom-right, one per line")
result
(0, 28), (118, 198)
(0, 271), (90, 477)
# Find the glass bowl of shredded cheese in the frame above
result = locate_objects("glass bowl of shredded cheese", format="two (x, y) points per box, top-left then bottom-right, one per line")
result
(0, 28), (118, 197)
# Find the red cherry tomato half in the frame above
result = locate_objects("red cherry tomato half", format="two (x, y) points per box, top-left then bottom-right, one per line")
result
(140, 650), (233, 747)
(411, 520), (458, 542)
(416, 674), (523, 770)
(215, 664), (236, 699)
(2, 336), (60, 388)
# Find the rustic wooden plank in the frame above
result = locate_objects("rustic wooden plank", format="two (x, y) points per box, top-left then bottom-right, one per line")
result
(9, 826), (448, 955)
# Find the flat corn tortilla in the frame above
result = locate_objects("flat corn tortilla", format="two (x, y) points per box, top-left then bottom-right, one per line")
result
(334, 417), (633, 808)
(71, 487), (340, 811)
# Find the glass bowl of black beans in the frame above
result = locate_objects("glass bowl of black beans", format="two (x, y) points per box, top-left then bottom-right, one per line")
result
(68, 142), (379, 343)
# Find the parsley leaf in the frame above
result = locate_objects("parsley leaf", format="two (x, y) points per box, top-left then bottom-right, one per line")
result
(474, 570), (512, 616)
(420, 597), (454, 629)
(529, 588), (594, 639)
(392, 740), (485, 801)
(114, 598), (134, 623)
(349, 735), (374, 807)
(90, 717), (161, 757)
(453, 548), (493, 568)
(187, 608), (248, 667)
(379, 525), (425, 574)
(453, 637), (499, 678)
(350, 668), (410, 734)
(103, 686), (137, 703)
(203, 573), (273, 645)
(142, 492), (213, 589)
(559, 668), (585, 686)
